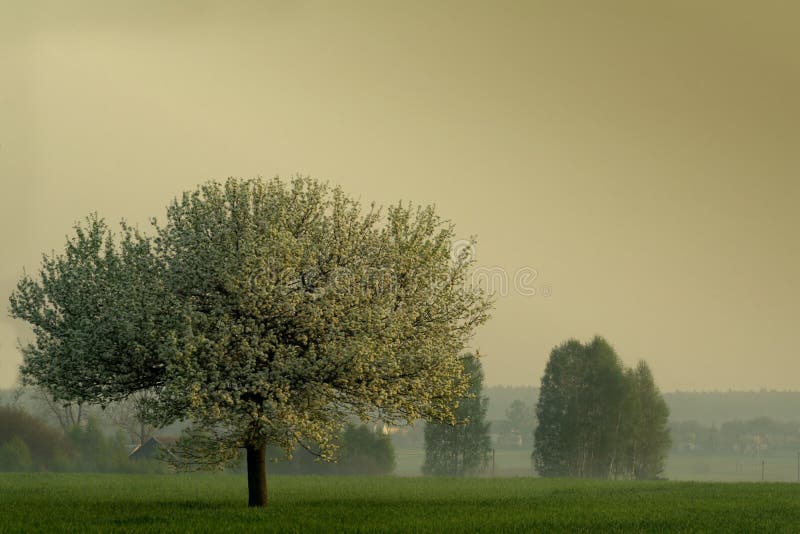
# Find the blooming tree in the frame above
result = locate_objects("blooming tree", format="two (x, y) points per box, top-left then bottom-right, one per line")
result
(10, 176), (492, 507)
(9, 215), (177, 407)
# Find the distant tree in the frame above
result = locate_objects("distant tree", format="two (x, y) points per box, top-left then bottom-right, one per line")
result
(707, 424), (719, 452)
(621, 361), (671, 479)
(533, 337), (669, 479)
(105, 390), (157, 447)
(266, 423), (395, 475)
(532, 340), (585, 477)
(10, 177), (492, 506)
(66, 418), (134, 472)
(337, 424), (395, 475)
(505, 400), (536, 447)
(27, 387), (87, 433)
(582, 337), (630, 478)
(483, 385), (539, 420)
(422, 354), (492, 476)
(669, 420), (706, 452)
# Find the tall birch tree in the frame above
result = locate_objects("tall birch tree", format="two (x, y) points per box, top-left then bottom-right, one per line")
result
(422, 353), (491, 476)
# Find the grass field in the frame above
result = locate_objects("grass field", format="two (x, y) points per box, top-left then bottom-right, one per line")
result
(3, 474), (800, 532)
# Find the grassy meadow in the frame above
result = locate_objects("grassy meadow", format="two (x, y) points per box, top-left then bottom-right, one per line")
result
(3, 473), (800, 532)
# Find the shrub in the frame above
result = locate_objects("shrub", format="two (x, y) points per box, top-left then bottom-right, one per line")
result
(0, 407), (71, 470)
(339, 424), (395, 475)
(0, 435), (33, 471)
(258, 424), (396, 475)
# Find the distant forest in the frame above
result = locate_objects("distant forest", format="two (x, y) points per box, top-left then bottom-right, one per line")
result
(663, 391), (800, 424)
(5, 387), (800, 428)
(484, 387), (800, 424)
(484, 386), (538, 420)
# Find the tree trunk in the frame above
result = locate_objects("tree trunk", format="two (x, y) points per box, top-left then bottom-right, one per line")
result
(246, 442), (268, 507)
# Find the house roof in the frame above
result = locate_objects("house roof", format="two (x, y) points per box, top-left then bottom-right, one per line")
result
(128, 436), (179, 461)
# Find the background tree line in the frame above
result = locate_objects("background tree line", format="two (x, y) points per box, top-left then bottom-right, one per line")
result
(670, 417), (800, 455)
(0, 406), (165, 473)
(478, 388), (800, 441)
(0, 400), (397, 475)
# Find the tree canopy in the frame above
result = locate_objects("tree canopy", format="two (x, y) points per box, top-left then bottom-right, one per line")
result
(9, 176), (492, 506)
(9, 216), (178, 407)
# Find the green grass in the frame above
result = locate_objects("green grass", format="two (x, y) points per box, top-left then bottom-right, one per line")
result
(2, 474), (800, 532)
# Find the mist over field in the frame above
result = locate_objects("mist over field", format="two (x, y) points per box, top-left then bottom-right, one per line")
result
(2, 1), (800, 529)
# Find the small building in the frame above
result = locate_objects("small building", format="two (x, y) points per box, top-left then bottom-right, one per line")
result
(129, 436), (178, 462)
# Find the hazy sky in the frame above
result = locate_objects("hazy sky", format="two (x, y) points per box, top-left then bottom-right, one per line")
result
(1, 1), (798, 391)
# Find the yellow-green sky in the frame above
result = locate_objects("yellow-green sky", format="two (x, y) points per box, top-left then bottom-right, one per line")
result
(1, 1), (798, 391)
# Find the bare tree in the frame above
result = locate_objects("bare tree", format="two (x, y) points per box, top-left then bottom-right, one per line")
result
(27, 386), (87, 433)
(106, 390), (157, 446)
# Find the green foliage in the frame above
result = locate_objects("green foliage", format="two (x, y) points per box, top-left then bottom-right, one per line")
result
(0, 406), (70, 470)
(533, 337), (671, 479)
(534, 339), (607, 477)
(0, 408), (167, 473)
(338, 424), (396, 475)
(4, 474), (800, 531)
(621, 361), (671, 479)
(66, 418), (130, 472)
(422, 354), (491, 476)
(0, 436), (33, 471)
(265, 423), (395, 475)
(9, 215), (179, 407)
